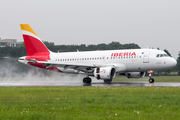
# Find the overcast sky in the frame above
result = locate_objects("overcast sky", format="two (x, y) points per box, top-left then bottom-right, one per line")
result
(0, 0), (179, 58)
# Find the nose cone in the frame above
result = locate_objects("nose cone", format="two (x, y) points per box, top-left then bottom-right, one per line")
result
(170, 58), (177, 68)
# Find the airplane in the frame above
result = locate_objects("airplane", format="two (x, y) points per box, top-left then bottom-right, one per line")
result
(18, 24), (177, 84)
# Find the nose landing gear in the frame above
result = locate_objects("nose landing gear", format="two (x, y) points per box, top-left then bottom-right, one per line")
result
(148, 70), (154, 83)
(149, 78), (154, 83)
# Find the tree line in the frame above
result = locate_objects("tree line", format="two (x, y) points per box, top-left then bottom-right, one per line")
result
(0, 41), (140, 58)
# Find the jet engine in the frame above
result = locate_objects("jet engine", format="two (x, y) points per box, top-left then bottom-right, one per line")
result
(93, 67), (116, 80)
(125, 72), (146, 78)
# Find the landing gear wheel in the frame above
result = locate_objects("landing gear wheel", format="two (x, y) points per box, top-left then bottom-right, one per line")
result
(148, 70), (154, 83)
(104, 79), (112, 84)
(149, 78), (154, 83)
(83, 77), (92, 84)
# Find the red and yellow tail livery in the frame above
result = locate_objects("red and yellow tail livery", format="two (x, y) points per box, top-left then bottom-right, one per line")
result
(20, 24), (50, 56)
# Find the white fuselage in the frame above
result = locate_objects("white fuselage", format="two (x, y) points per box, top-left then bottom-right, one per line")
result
(48, 49), (176, 73)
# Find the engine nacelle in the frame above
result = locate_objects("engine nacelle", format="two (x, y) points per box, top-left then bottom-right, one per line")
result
(125, 72), (146, 78)
(94, 67), (116, 80)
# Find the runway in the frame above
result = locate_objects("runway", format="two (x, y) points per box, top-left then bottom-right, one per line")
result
(0, 78), (180, 87)
(84, 82), (180, 87)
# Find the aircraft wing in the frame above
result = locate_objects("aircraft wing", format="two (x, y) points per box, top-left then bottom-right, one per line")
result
(37, 61), (100, 73)
(37, 61), (126, 73)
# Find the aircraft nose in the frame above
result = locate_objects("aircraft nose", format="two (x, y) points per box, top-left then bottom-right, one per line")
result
(170, 58), (177, 67)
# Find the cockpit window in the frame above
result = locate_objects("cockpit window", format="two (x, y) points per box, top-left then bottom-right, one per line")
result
(160, 54), (164, 57)
(156, 54), (169, 58)
(165, 54), (169, 57)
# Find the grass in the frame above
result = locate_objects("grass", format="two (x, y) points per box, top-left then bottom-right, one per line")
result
(0, 87), (180, 120)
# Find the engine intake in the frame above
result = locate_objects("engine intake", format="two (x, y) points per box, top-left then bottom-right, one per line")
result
(94, 67), (116, 80)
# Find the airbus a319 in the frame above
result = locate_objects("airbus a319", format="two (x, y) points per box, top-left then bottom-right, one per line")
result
(18, 24), (177, 84)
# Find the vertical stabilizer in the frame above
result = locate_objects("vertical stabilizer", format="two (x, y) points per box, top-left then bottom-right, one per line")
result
(20, 24), (50, 56)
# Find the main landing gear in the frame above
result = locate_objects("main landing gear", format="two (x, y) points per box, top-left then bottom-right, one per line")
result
(103, 79), (112, 84)
(83, 77), (112, 84)
(83, 77), (92, 84)
(148, 70), (154, 83)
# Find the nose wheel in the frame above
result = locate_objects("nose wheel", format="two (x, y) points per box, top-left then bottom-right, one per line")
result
(148, 70), (154, 83)
(149, 78), (154, 83)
